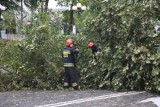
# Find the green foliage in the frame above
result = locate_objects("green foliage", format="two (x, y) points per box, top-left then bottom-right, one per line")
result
(82, 0), (160, 93)
(0, 10), (16, 32)
(23, 0), (41, 10)
(0, 12), (64, 91)
(0, 1), (160, 94)
(0, 0), (20, 10)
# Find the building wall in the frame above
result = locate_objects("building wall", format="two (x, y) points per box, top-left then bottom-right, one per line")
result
(1, 29), (25, 41)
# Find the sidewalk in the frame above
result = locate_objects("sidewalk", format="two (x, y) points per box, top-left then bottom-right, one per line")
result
(0, 90), (159, 107)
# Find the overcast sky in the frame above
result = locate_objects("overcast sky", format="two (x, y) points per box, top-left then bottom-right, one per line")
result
(48, 0), (58, 9)
(48, 0), (68, 11)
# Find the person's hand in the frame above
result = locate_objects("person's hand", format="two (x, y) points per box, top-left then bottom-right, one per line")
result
(75, 48), (79, 51)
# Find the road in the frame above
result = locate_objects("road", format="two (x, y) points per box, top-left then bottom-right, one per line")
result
(0, 90), (159, 107)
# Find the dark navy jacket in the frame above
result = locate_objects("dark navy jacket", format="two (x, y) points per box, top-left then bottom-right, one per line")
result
(63, 46), (79, 67)
(91, 45), (101, 54)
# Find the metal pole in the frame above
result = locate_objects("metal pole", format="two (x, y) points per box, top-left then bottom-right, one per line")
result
(69, 0), (74, 34)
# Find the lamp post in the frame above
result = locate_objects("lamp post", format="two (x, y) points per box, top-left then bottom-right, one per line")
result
(69, 2), (86, 34)
(0, 4), (6, 38)
(72, 3), (86, 15)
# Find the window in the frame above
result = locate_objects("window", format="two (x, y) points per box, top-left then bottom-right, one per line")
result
(5, 29), (17, 34)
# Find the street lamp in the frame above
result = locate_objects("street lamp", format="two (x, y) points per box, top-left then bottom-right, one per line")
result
(72, 3), (86, 14)
(69, 2), (86, 34)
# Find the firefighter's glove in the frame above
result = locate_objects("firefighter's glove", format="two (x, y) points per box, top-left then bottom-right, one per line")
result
(75, 48), (79, 51)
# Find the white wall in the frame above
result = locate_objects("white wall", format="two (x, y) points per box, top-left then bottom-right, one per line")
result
(1, 30), (25, 41)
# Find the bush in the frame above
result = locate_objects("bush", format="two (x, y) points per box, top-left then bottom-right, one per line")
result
(82, 0), (160, 93)
(0, 2), (160, 94)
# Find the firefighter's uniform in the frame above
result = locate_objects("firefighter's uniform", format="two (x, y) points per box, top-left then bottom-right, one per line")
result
(63, 46), (79, 90)
(88, 42), (101, 54)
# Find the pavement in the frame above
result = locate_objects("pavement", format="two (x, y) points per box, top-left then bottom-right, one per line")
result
(0, 90), (159, 107)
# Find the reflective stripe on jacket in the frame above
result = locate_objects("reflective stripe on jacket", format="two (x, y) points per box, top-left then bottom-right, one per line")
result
(64, 63), (74, 67)
(63, 46), (78, 67)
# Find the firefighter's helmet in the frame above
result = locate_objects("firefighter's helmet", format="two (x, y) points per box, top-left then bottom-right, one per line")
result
(87, 42), (94, 48)
(66, 39), (74, 46)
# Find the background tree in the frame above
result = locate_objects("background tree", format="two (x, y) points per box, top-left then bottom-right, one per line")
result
(0, 10), (16, 36)
(23, 0), (49, 12)
(0, 0), (20, 10)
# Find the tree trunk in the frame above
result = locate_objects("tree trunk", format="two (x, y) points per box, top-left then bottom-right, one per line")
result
(44, 0), (49, 12)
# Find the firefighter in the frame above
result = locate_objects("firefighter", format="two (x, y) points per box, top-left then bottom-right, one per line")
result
(87, 42), (101, 54)
(62, 39), (79, 90)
